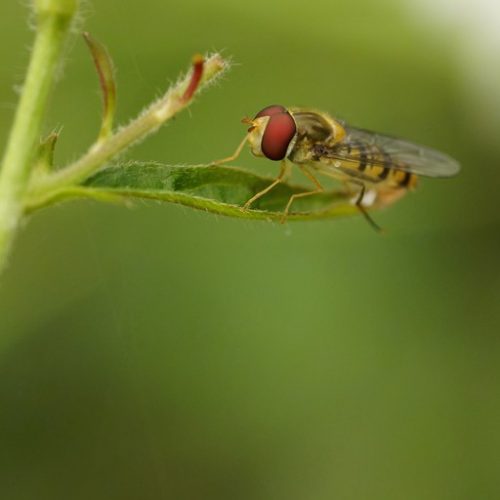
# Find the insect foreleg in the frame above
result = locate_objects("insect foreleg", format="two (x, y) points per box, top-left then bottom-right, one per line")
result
(213, 134), (249, 165)
(243, 160), (290, 210)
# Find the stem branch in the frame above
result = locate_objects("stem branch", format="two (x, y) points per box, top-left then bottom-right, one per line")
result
(27, 54), (227, 208)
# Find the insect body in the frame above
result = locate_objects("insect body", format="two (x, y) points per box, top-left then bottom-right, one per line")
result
(216, 105), (460, 229)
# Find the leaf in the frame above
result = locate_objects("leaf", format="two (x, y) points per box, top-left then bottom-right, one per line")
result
(83, 32), (117, 140)
(34, 131), (59, 172)
(80, 162), (358, 221)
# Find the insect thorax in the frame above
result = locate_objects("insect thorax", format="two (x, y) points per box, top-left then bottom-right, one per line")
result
(293, 111), (335, 142)
(288, 109), (343, 163)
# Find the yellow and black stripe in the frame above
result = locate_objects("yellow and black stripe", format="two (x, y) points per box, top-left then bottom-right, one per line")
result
(313, 141), (417, 189)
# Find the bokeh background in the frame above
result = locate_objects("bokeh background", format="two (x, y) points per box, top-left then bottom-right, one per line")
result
(1, 0), (499, 499)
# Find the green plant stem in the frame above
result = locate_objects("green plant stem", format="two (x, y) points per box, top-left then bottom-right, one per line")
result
(0, 3), (76, 273)
(26, 54), (227, 209)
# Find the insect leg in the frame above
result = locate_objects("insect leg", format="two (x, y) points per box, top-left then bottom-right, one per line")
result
(354, 183), (383, 233)
(243, 160), (290, 210)
(280, 165), (324, 224)
(213, 135), (249, 165)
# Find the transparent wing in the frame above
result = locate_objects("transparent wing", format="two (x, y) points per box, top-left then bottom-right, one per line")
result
(323, 126), (461, 178)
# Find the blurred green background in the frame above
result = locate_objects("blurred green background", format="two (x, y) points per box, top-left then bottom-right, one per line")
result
(1, 1), (499, 499)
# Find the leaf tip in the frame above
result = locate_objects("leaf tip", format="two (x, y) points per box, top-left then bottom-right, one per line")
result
(35, 130), (60, 172)
(181, 54), (205, 103)
(83, 31), (117, 140)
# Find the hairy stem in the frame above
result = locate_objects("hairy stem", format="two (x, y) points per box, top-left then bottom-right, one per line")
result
(0, 1), (77, 273)
(27, 54), (228, 208)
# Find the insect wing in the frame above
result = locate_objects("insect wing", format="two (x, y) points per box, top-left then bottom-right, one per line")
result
(323, 127), (460, 178)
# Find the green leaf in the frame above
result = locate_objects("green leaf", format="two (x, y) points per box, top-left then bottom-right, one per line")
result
(34, 131), (59, 172)
(79, 162), (358, 221)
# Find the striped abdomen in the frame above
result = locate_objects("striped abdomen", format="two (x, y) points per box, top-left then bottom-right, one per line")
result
(311, 141), (418, 189)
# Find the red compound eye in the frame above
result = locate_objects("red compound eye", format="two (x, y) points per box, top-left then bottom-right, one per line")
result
(261, 111), (296, 161)
(254, 104), (287, 118)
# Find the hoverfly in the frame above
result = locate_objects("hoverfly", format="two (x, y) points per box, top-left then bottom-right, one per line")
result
(215, 105), (460, 230)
